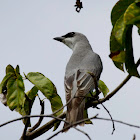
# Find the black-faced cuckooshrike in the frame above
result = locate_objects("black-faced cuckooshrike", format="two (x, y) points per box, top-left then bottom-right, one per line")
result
(54, 32), (103, 131)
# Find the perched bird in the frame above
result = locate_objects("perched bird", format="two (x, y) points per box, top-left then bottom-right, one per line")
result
(54, 32), (103, 131)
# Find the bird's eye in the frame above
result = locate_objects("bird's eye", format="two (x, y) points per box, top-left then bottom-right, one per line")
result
(62, 32), (75, 38)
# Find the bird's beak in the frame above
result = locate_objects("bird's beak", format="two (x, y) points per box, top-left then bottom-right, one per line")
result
(53, 37), (65, 42)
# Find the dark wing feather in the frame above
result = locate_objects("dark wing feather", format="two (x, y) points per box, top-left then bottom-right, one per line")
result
(65, 70), (94, 110)
(64, 74), (75, 112)
(73, 71), (94, 109)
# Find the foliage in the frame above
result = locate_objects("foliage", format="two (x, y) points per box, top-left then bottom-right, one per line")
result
(109, 0), (140, 77)
(0, 65), (63, 130)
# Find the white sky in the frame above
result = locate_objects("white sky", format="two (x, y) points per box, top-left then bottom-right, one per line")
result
(0, 0), (140, 140)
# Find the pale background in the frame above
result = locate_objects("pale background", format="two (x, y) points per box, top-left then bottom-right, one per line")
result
(0, 0), (140, 140)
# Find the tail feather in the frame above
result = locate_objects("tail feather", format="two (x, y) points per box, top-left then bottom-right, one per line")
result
(76, 100), (85, 126)
(62, 100), (85, 132)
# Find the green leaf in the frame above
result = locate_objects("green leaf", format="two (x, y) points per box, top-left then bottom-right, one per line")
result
(15, 65), (20, 74)
(113, 15), (126, 46)
(0, 73), (14, 93)
(7, 75), (25, 111)
(24, 86), (38, 115)
(110, 51), (125, 63)
(98, 80), (109, 97)
(110, 30), (124, 71)
(17, 87), (37, 125)
(110, 29), (123, 52)
(26, 86), (38, 100)
(124, 26), (139, 77)
(110, 3), (140, 77)
(6, 65), (15, 74)
(122, 3), (140, 77)
(124, 3), (140, 25)
(110, 15), (126, 67)
(124, 2), (140, 37)
(26, 72), (63, 116)
(113, 61), (124, 71)
(111, 0), (135, 26)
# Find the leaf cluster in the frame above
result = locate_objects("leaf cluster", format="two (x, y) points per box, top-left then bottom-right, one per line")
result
(0, 65), (63, 131)
(110, 0), (140, 77)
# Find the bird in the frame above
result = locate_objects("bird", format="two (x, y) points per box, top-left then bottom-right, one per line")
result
(54, 32), (103, 131)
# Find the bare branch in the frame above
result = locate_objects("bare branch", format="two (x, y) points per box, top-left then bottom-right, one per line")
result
(95, 117), (140, 129)
(0, 114), (67, 128)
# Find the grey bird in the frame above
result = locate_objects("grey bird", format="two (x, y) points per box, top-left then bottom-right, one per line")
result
(54, 32), (103, 131)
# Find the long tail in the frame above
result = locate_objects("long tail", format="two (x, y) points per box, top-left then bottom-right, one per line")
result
(63, 100), (85, 132)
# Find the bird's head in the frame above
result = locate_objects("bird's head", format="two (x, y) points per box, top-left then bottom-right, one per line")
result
(53, 32), (89, 50)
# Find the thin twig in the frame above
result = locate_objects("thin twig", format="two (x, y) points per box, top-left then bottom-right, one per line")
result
(0, 114), (68, 128)
(74, 127), (92, 140)
(100, 103), (115, 134)
(95, 117), (140, 128)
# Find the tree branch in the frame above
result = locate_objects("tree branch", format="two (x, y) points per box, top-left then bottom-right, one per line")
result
(0, 113), (67, 128)
(26, 112), (66, 139)
(20, 120), (30, 140)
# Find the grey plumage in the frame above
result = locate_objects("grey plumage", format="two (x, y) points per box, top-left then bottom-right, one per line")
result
(54, 32), (103, 131)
